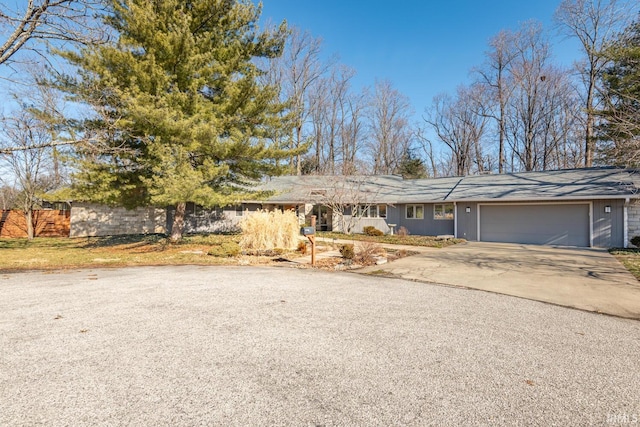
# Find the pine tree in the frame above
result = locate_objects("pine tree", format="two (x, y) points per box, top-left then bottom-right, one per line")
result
(396, 149), (428, 179)
(598, 16), (640, 166)
(55, 0), (295, 241)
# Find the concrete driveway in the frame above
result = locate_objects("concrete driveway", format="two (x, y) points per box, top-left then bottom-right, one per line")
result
(1, 266), (640, 426)
(359, 242), (640, 319)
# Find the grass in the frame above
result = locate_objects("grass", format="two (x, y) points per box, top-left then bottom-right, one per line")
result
(610, 248), (640, 279)
(317, 231), (465, 248)
(0, 230), (461, 273)
(0, 234), (256, 272)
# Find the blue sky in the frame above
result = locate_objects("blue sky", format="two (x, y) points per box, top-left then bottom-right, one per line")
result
(259, 0), (581, 122)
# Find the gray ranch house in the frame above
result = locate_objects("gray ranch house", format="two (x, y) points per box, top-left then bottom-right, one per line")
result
(69, 167), (640, 248)
(254, 167), (640, 249)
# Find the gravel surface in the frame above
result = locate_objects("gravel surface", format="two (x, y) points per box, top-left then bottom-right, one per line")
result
(1, 265), (639, 426)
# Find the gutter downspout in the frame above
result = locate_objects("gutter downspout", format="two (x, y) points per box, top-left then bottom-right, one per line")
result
(453, 202), (458, 238)
(624, 198), (630, 248)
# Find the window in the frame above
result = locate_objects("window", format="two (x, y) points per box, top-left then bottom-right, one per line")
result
(378, 204), (387, 219)
(356, 205), (388, 218)
(406, 204), (424, 219)
(234, 204), (244, 217)
(434, 203), (454, 220)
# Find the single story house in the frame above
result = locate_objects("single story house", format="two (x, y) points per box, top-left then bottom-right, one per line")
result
(68, 167), (640, 248)
(254, 167), (640, 249)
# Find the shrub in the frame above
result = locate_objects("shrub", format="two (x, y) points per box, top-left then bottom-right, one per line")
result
(631, 236), (640, 247)
(339, 244), (355, 260)
(207, 241), (241, 257)
(355, 240), (385, 265)
(363, 226), (384, 236)
(397, 226), (409, 237)
(297, 240), (307, 254)
(239, 209), (299, 251)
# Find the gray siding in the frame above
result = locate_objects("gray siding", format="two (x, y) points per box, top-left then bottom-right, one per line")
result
(459, 200), (625, 248)
(395, 203), (454, 236)
(593, 199), (624, 248)
(456, 202), (478, 241)
(387, 205), (402, 229)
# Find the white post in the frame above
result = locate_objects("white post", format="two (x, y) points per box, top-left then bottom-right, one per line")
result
(624, 198), (629, 248)
(453, 201), (458, 238)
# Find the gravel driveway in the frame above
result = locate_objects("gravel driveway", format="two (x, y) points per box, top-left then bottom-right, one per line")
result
(1, 266), (639, 426)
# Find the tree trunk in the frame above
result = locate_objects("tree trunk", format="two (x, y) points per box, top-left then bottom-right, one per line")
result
(25, 209), (34, 240)
(170, 202), (186, 242)
(585, 74), (595, 167)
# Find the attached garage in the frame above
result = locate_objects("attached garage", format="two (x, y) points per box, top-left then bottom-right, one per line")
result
(479, 203), (591, 247)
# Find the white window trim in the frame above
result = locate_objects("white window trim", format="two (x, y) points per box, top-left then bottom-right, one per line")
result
(434, 203), (455, 220)
(406, 204), (424, 220)
(356, 204), (387, 219)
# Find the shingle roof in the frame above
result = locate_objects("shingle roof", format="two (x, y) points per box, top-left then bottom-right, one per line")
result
(256, 175), (406, 204)
(446, 168), (640, 201)
(257, 167), (640, 205)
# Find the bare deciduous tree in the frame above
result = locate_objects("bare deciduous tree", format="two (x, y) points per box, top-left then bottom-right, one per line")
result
(0, 0), (105, 68)
(367, 79), (413, 174)
(309, 175), (380, 234)
(504, 22), (584, 172)
(474, 29), (518, 173)
(265, 27), (329, 175)
(415, 126), (441, 178)
(425, 85), (488, 176)
(0, 110), (57, 239)
(0, 185), (18, 209)
(306, 65), (367, 175)
(555, 0), (631, 167)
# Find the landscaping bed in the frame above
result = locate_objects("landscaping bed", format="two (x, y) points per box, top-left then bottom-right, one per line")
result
(316, 231), (464, 248)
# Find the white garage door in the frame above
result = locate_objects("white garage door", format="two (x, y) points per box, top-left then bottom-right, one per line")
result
(479, 204), (590, 247)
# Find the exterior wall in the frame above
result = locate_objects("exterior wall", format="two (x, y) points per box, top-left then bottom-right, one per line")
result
(457, 200), (626, 248)
(0, 210), (70, 238)
(592, 199), (624, 248)
(628, 202), (640, 247)
(70, 203), (166, 237)
(331, 205), (390, 234)
(333, 216), (390, 234)
(456, 202), (478, 241)
(329, 204), (456, 236)
(166, 203), (261, 234)
(394, 203), (455, 236)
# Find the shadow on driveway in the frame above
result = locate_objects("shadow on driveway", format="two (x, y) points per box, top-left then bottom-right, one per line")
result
(358, 242), (640, 319)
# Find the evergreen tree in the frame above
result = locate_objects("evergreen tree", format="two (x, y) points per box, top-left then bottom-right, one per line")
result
(395, 149), (428, 179)
(54, 0), (295, 241)
(598, 15), (640, 166)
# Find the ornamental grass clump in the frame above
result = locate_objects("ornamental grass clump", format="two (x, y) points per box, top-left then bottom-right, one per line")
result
(239, 209), (300, 252)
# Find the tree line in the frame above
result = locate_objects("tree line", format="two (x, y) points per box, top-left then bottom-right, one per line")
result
(0, 0), (638, 240)
(264, 0), (639, 177)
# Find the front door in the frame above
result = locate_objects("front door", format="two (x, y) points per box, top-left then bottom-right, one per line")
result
(312, 205), (332, 231)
